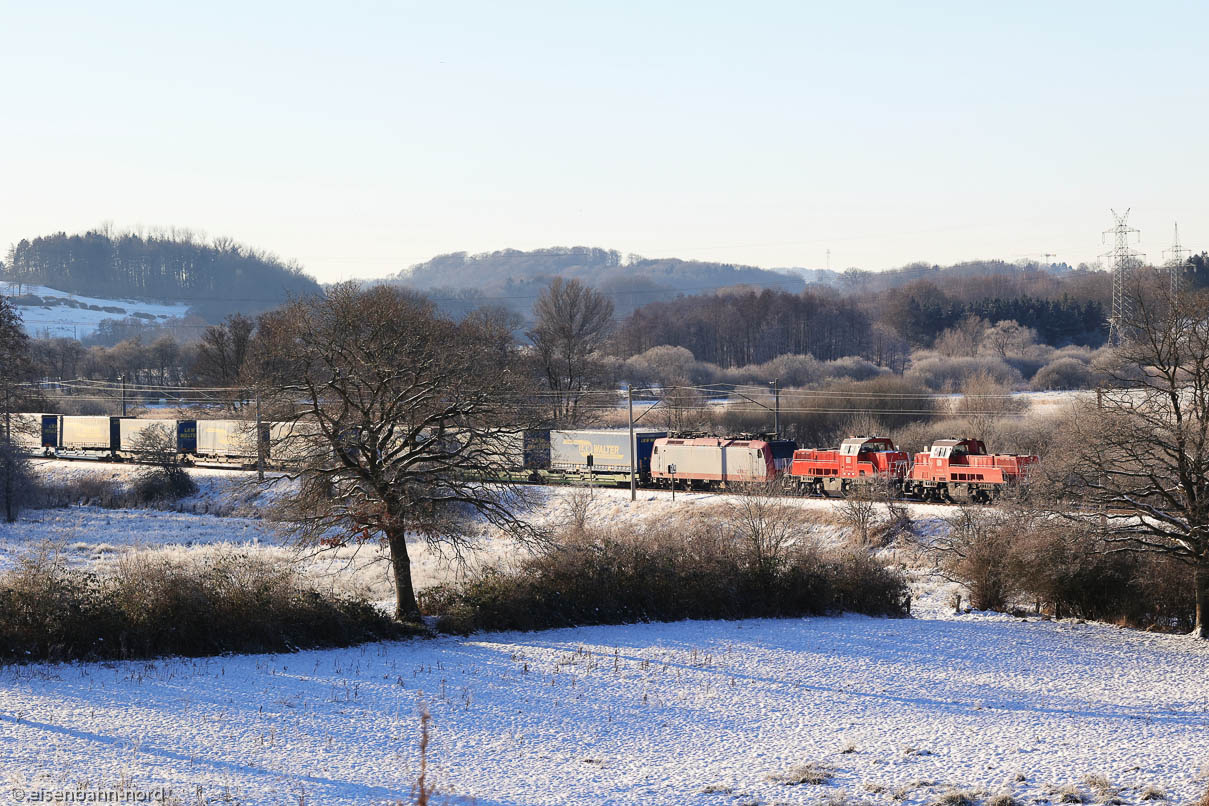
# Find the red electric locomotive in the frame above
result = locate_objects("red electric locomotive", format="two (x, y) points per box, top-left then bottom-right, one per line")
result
(906, 438), (1038, 503)
(789, 436), (910, 497)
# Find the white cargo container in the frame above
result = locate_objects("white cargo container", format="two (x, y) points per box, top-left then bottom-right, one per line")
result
(268, 421), (323, 464)
(196, 419), (257, 459)
(9, 413), (48, 452)
(118, 418), (178, 455)
(60, 416), (113, 451)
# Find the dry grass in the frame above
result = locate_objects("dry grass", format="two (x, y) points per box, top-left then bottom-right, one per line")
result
(767, 761), (834, 786)
(1054, 784), (1086, 804)
(933, 790), (979, 806)
(985, 794), (1018, 806)
(1138, 785), (1165, 801)
(1082, 774), (1119, 803)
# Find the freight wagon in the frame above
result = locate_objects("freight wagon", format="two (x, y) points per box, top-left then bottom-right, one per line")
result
(549, 428), (666, 481)
(181, 419), (266, 463)
(116, 418), (178, 458)
(58, 416), (117, 453)
(650, 436), (796, 487)
(7, 413), (52, 453)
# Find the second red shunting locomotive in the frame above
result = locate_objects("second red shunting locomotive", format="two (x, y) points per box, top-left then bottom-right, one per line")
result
(789, 437), (910, 497)
(905, 438), (1038, 503)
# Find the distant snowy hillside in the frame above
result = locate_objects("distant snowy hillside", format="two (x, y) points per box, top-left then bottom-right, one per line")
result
(1, 283), (192, 338)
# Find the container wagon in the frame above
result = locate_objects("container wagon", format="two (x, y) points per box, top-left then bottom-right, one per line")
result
(116, 418), (178, 458)
(59, 416), (118, 455)
(650, 436), (796, 487)
(7, 413), (53, 454)
(179, 419), (265, 464)
(549, 428), (666, 482)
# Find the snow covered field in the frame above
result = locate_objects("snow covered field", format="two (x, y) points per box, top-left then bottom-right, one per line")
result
(1, 462), (1206, 805)
(2, 283), (192, 337)
(1, 590), (1206, 805)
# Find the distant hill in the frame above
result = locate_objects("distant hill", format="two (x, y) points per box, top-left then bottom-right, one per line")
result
(2, 230), (322, 320)
(392, 247), (806, 318)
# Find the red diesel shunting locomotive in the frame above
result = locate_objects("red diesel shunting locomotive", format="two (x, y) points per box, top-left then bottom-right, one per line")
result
(789, 436), (911, 497)
(906, 438), (1038, 503)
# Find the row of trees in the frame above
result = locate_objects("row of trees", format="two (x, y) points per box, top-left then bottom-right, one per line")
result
(613, 288), (872, 366)
(2, 229), (320, 318)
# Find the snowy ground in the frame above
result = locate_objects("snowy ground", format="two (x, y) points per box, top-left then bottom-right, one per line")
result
(1, 587), (1206, 805)
(2, 462), (1206, 805)
(1, 460), (951, 600)
(2, 283), (193, 338)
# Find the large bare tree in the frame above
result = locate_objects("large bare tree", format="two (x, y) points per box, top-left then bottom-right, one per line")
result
(529, 277), (614, 426)
(1047, 279), (1209, 637)
(260, 284), (539, 623)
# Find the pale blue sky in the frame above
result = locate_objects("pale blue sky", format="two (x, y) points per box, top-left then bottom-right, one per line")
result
(1, 1), (1205, 282)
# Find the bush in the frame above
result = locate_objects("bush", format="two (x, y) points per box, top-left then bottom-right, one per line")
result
(932, 508), (1020, 611)
(1010, 528), (1195, 629)
(907, 354), (1023, 391)
(1031, 357), (1095, 390)
(0, 548), (405, 662)
(131, 466), (197, 503)
(422, 516), (910, 634)
(931, 514), (1198, 631)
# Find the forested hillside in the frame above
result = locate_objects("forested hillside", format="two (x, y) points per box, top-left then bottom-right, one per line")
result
(394, 247), (805, 318)
(2, 230), (321, 319)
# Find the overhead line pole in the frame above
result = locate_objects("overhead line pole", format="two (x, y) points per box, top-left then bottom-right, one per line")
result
(628, 385), (636, 502)
(255, 387), (265, 481)
(772, 378), (781, 439)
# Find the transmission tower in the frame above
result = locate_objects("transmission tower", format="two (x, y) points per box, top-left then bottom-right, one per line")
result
(1163, 222), (1189, 297)
(1102, 209), (1143, 346)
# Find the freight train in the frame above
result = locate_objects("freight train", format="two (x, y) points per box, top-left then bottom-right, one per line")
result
(7, 414), (1038, 500)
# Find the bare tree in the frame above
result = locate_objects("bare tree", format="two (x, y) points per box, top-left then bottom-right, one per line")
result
(129, 424), (196, 501)
(193, 314), (255, 407)
(1046, 280), (1209, 637)
(260, 283), (541, 623)
(927, 506), (1024, 611)
(833, 483), (882, 547)
(529, 277), (614, 426)
(952, 369), (1028, 443)
(980, 319), (1037, 359)
(1, 296), (34, 522)
(660, 379), (706, 433)
(725, 480), (803, 584)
